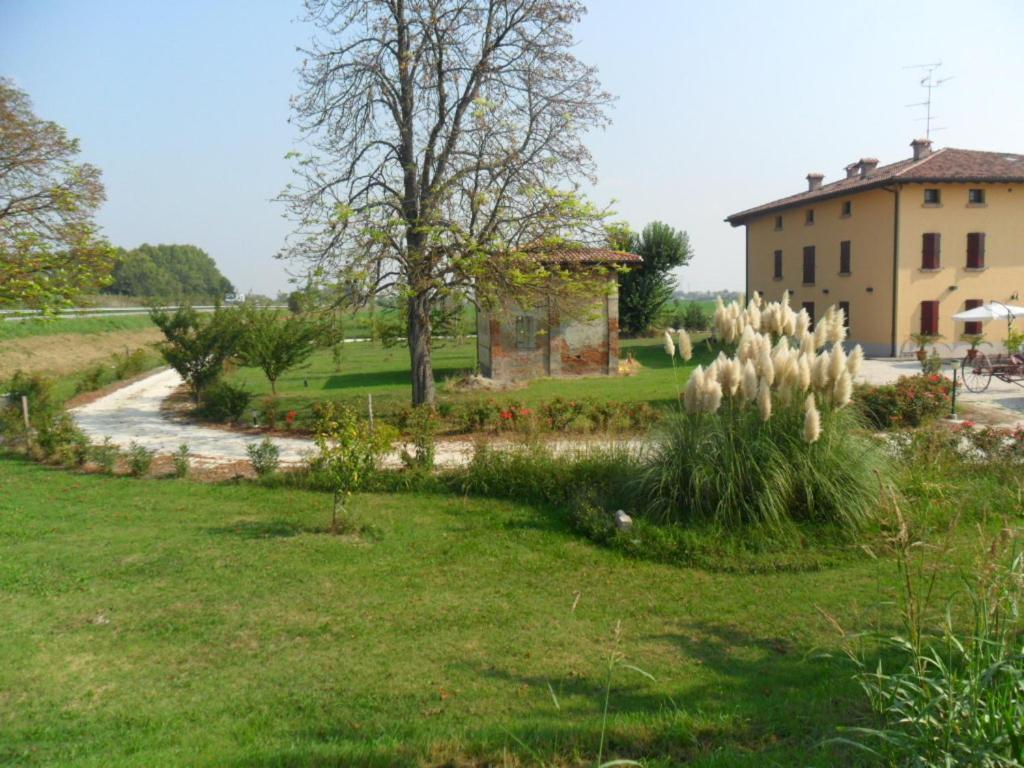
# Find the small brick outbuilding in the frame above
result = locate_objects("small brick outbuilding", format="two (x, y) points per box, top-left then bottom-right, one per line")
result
(476, 248), (642, 382)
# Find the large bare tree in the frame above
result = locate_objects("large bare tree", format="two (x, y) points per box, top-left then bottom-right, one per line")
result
(280, 0), (613, 405)
(0, 78), (113, 310)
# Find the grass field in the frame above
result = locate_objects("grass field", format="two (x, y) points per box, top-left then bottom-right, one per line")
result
(0, 454), (988, 767)
(226, 336), (714, 423)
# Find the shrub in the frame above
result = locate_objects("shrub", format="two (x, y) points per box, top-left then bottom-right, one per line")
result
(199, 381), (252, 423)
(5, 370), (53, 415)
(856, 374), (951, 430)
(246, 438), (280, 477)
(112, 347), (152, 379)
(35, 412), (86, 460)
(173, 444), (191, 478)
(126, 442), (154, 477)
(621, 401), (660, 431)
(539, 397), (586, 431)
(682, 301), (709, 331)
(75, 362), (110, 394)
(583, 399), (618, 432)
(259, 396), (279, 429)
(457, 400), (494, 432)
(90, 438), (119, 474)
(920, 348), (943, 375)
(400, 406), (437, 470)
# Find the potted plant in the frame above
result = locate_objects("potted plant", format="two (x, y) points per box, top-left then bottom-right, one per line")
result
(909, 332), (944, 362)
(1006, 327), (1024, 357)
(960, 332), (989, 361)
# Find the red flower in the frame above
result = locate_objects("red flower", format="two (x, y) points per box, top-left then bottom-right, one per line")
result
(285, 410), (297, 423)
(518, 407), (532, 416)
(929, 374), (941, 383)
(962, 420), (975, 428)
(499, 410), (513, 420)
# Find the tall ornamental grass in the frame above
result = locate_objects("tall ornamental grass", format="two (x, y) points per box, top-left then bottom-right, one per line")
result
(642, 294), (886, 533)
(835, 508), (1024, 765)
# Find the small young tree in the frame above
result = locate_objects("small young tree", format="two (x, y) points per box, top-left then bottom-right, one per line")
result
(237, 306), (324, 394)
(310, 403), (392, 533)
(150, 305), (242, 403)
(619, 222), (693, 336)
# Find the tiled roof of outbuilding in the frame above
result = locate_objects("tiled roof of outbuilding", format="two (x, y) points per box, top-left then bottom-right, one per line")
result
(533, 248), (642, 264)
(726, 147), (1024, 225)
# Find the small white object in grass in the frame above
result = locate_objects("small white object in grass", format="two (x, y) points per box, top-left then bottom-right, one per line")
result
(614, 510), (633, 531)
(663, 330), (676, 358)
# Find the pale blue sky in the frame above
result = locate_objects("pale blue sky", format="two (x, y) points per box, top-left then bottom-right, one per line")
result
(3, 0), (1022, 295)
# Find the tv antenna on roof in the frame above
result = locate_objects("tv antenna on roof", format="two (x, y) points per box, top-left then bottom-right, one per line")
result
(904, 61), (954, 140)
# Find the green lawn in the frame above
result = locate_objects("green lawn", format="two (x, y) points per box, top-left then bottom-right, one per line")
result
(226, 336), (713, 423)
(0, 455), (959, 767)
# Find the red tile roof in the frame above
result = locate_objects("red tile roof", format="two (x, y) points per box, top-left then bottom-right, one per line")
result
(726, 147), (1024, 226)
(532, 247), (642, 264)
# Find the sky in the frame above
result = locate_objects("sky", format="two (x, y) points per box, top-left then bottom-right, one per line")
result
(3, 0), (1023, 297)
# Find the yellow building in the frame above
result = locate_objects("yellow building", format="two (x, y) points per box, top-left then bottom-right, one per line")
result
(726, 139), (1024, 356)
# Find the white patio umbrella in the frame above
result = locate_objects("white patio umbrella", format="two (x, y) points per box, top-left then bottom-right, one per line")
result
(952, 301), (1024, 345)
(951, 302), (1024, 322)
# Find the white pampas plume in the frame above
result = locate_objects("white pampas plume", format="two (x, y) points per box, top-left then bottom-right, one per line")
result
(702, 379), (723, 414)
(797, 354), (812, 391)
(677, 328), (693, 361)
(800, 332), (816, 357)
(757, 378), (772, 421)
(750, 290), (762, 308)
(846, 344), (864, 378)
(738, 324), (757, 360)
(758, 347), (775, 386)
(812, 353), (830, 391)
(683, 367), (703, 413)
(828, 306), (847, 344)
(746, 300), (761, 331)
(795, 309), (810, 341)
(781, 290), (791, 309)
(721, 358), (742, 397)
(828, 344), (847, 383)
(781, 304), (796, 337)
(833, 370), (853, 408)
(705, 359), (720, 385)
(813, 319), (829, 350)
(741, 359), (758, 401)
(803, 394), (821, 443)
(663, 329), (676, 358)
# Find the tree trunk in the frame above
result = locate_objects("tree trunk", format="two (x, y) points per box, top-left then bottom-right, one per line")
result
(407, 291), (435, 406)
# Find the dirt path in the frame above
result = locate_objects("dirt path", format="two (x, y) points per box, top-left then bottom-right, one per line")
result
(69, 368), (640, 468)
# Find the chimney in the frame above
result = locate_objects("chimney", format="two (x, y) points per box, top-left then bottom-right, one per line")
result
(806, 172), (824, 191)
(911, 138), (933, 161)
(858, 158), (879, 178)
(844, 163), (860, 179)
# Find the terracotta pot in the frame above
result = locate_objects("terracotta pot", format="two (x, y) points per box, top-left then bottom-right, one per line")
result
(916, 349), (927, 362)
(966, 348), (978, 361)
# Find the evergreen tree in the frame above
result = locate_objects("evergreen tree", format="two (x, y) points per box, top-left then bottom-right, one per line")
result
(619, 222), (692, 336)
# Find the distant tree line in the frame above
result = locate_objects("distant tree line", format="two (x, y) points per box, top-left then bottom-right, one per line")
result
(103, 244), (234, 300)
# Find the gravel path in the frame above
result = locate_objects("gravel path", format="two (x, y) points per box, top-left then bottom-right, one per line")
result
(69, 368), (639, 468)
(70, 369), (319, 467)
